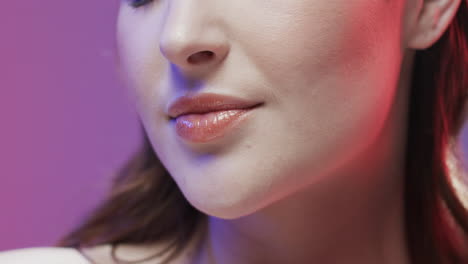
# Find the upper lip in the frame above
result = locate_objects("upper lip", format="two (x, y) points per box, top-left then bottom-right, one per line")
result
(167, 93), (263, 119)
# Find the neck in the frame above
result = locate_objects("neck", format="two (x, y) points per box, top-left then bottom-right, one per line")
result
(199, 163), (409, 264)
(192, 121), (411, 264)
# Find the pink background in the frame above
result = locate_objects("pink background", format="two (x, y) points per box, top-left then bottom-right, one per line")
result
(1, 1), (467, 252)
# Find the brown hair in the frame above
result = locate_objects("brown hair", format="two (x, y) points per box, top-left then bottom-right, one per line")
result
(56, 1), (468, 263)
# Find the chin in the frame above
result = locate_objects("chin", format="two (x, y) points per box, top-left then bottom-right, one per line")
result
(180, 182), (273, 220)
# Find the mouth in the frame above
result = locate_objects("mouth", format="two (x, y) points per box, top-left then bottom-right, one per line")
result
(169, 103), (263, 120)
(169, 103), (263, 143)
(167, 92), (263, 119)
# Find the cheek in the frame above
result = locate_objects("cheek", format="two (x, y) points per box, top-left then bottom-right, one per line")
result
(244, 0), (403, 170)
(258, 0), (401, 114)
(256, 0), (398, 85)
(116, 7), (168, 120)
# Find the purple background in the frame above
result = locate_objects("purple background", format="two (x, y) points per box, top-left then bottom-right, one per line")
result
(1, 0), (467, 252)
(0, 1), (140, 250)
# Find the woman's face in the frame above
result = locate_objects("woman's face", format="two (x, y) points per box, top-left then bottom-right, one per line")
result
(116, 0), (414, 218)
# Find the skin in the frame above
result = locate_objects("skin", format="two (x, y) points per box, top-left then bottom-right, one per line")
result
(114, 0), (463, 263)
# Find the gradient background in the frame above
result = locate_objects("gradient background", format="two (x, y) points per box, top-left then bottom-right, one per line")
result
(1, 0), (468, 252)
(0, 1), (140, 250)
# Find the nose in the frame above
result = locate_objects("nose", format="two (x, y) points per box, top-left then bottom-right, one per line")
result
(158, 1), (229, 76)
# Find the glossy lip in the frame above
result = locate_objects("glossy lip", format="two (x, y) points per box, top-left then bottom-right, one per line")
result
(167, 92), (263, 119)
(173, 108), (256, 144)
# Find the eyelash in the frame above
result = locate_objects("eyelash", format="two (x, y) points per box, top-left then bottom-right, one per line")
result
(128, 0), (154, 8)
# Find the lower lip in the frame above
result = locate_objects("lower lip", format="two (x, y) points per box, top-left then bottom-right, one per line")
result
(172, 108), (256, 143)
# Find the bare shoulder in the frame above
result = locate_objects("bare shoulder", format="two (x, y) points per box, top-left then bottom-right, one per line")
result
(0, 233), (204, 264)
(79, 242), (195, 264)
(79, 241), (200, 264)
(0, 247), (90, 264)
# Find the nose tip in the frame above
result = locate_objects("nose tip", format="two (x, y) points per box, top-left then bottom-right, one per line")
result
(157, 3), (229, 75)
(159, 41), (227, 71)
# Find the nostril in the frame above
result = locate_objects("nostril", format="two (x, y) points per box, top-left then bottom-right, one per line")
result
(188, 51), (214, 64)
